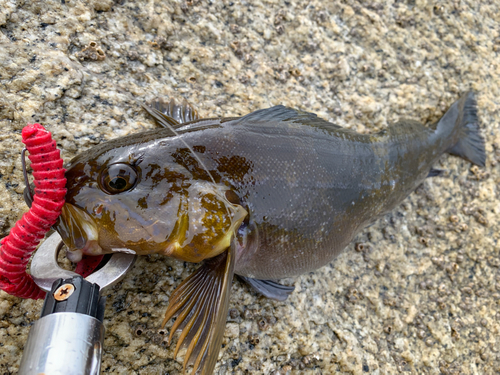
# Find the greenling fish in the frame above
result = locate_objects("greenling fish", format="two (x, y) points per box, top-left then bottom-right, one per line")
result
(52, 91), (484, 374)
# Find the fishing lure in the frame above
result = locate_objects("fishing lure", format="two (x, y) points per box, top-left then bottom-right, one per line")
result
(0, 124), (66, 299)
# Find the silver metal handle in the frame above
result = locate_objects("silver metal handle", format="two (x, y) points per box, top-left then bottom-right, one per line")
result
(18, 312), (104, 375)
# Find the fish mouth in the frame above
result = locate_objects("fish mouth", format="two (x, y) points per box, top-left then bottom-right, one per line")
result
(54, 203), (103, 262)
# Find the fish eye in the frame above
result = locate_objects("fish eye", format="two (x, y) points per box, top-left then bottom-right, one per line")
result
(99, 163), (139, 195)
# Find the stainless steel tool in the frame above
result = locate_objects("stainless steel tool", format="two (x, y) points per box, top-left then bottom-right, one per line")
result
(18, 232), (136, 375)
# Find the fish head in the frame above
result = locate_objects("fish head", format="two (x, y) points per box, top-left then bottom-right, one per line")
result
(55, 139), (247, 263)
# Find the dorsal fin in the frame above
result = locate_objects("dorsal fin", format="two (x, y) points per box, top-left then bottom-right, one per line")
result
(234, 105), (345, 133)
(141, 98), (199, 129)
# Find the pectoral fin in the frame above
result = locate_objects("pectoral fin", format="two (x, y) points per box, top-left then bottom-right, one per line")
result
(162, 240), (235, 374)
(142, 98), (199, 129)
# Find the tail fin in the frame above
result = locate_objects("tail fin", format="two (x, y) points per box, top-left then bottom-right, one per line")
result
(443, 91), (486, 167)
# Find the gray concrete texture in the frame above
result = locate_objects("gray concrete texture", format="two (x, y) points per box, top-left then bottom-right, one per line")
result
(0, 0), (499, 374)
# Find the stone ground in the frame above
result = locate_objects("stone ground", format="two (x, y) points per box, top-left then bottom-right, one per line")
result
(1, 0), (500, 374)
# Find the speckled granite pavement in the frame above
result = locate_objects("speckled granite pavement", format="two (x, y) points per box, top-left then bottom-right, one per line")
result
(1, 1), (499, 374)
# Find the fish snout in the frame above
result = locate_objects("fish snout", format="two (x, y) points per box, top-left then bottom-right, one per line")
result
(54, 203), (104, 262)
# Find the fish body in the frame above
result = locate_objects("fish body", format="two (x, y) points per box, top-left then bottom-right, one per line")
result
(55, 92), (485, 374)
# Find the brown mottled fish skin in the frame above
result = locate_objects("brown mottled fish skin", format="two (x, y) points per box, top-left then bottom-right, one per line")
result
(55, 91), (485, 374)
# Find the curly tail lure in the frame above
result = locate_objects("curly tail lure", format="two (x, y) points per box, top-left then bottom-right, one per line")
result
(0, 124), (66, 299)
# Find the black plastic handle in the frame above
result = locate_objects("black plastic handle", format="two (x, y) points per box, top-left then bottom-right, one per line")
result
(41, 276), (106, 322)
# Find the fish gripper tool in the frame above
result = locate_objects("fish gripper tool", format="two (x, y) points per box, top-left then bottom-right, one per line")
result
(18, 232), (136, 375)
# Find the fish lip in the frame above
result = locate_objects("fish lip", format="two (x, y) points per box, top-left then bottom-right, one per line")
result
(54, 203), (104, 259)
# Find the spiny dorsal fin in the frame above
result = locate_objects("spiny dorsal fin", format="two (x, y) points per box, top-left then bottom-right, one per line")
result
(142, 98), (199, 129)
(162, 241), (235, 374)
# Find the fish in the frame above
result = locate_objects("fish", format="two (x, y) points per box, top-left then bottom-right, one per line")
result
(51, 91), (485, 374)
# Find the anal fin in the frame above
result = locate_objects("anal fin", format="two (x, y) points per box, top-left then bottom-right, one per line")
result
(238, 275), (295, 301)
(162, 240), (235, 374)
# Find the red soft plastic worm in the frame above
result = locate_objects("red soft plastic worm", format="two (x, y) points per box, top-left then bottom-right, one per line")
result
(75, 254), (104, 278)
(0, 124), (66, 299)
